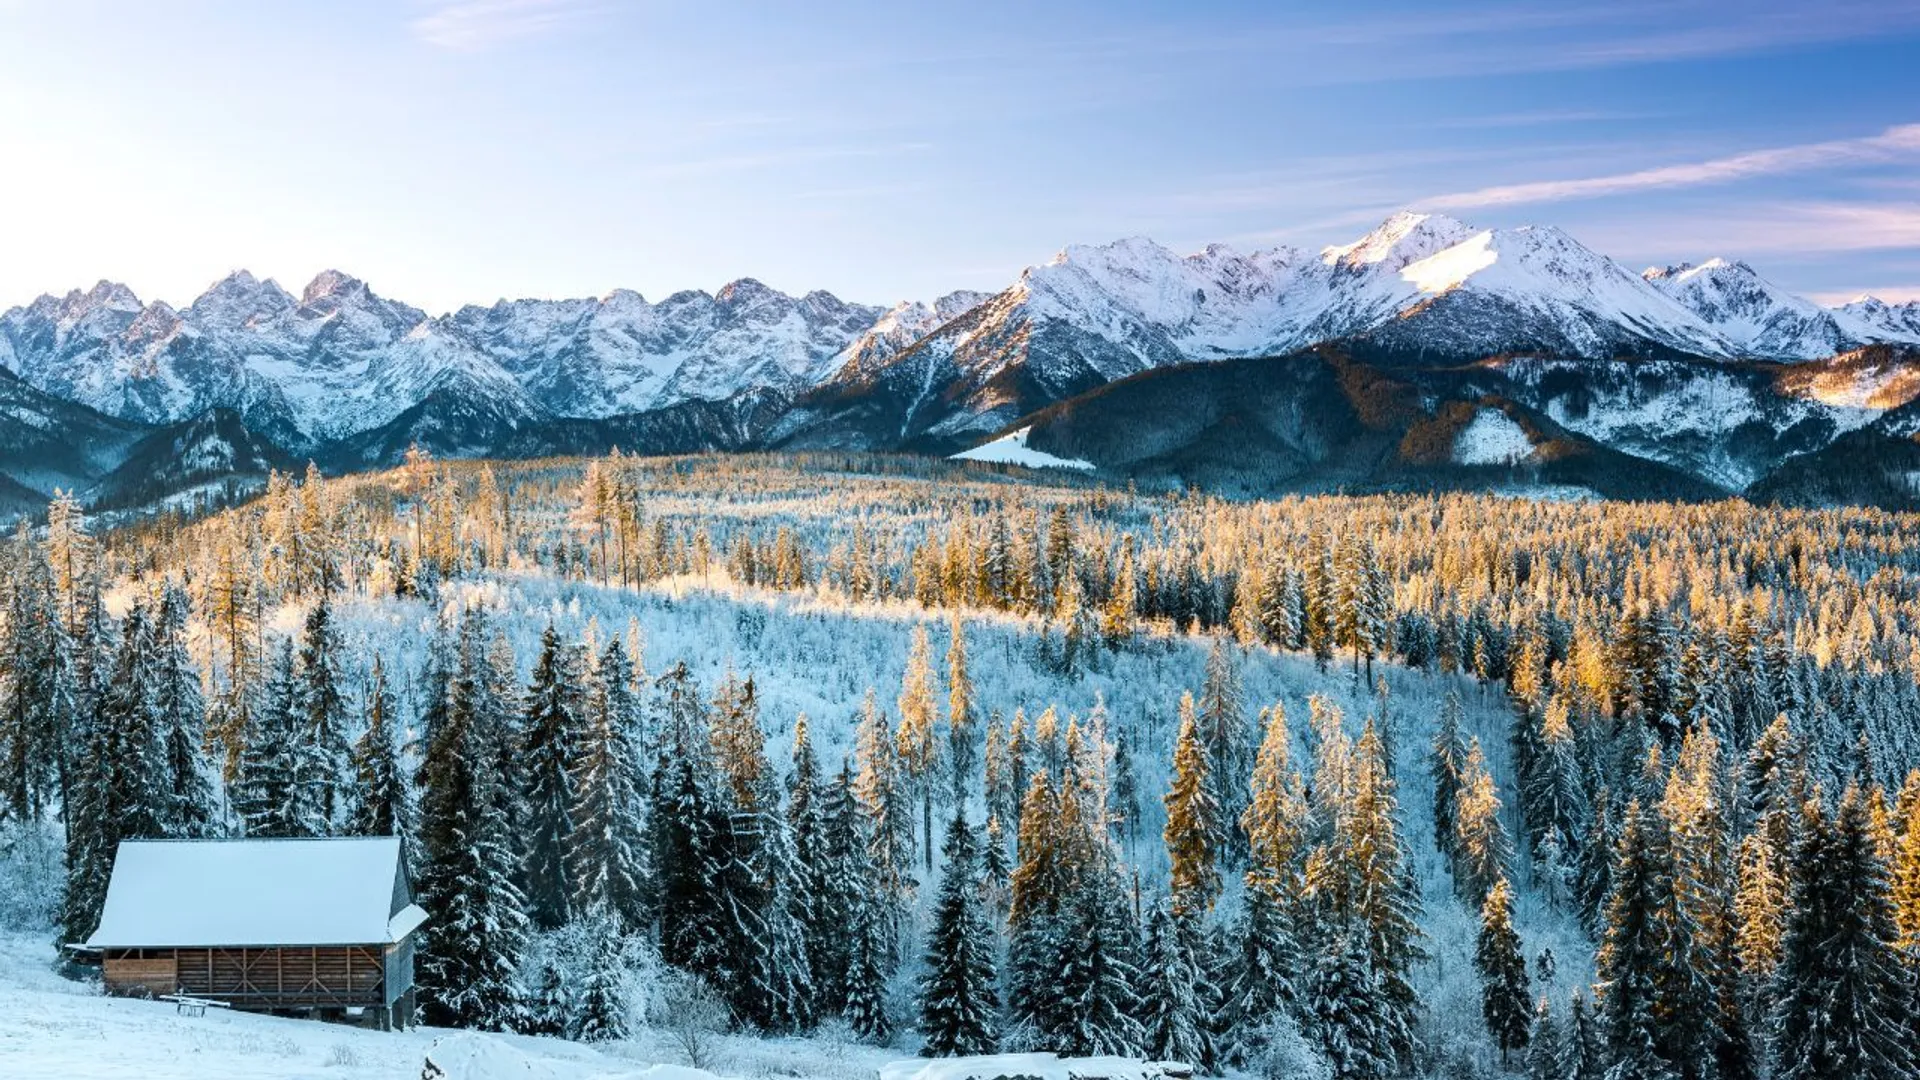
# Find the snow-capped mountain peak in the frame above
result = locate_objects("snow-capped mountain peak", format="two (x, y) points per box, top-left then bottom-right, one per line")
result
(1322, 211), (1476, 273)
(1642, 254), (1891, 361)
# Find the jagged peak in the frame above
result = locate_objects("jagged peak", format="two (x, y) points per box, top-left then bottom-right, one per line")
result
(301, 269), (370, 306)
(716, 277), (783, 306)
(1323, 211), (1477, 272)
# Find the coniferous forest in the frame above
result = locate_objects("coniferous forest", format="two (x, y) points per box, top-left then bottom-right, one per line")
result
(9, 450), (1920, 1078)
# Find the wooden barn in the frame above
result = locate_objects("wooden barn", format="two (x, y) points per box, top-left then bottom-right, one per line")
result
(81, 837), (427, 1028)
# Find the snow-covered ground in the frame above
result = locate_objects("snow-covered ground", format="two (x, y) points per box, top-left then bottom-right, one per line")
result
(0, 930), (906, 1080)
(1451, 408), (1534, 466)
(951, 428), (1094, 471)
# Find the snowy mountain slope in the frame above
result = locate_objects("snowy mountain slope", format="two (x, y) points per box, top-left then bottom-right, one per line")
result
(0, 363), (149, 502)
(1844, 296), (1920, 340)
(1642, 259), (1908, 361)
(0, 272), (891, 449)
(783, 211), (1881, 452)
(447, 281), (888, 419)
(85, 407), (298, 512)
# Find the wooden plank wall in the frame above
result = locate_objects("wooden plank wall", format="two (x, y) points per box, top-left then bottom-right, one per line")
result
(108, 947), (385, 1008)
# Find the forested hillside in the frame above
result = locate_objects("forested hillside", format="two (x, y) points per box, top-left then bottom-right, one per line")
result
(5, 451), (1920, 1078)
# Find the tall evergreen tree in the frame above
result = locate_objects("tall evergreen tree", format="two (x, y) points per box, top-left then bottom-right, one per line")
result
(293, 595), (352, 831)
(522, 625), (584, 930)
(1477, 876), (1533, 1065)
(1141, 901), (1214, 1071)
(350, 656), (414, 840)
(1770, 787), (1913, 1080)
(918, 809), (999, 1057)
(1165, 700), (1222, 916)
(569, 638), (647, 933)
(414, 611), (529, 1030)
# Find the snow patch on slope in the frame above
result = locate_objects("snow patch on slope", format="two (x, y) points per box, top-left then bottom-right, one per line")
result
(1453, 408), (1533, 465)
(952, 427), (1094, 471)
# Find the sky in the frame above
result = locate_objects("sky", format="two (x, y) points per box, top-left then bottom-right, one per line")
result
(1, 0), (1917, 314)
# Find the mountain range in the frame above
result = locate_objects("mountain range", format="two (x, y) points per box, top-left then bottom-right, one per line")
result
(4, 211), (1920, 513)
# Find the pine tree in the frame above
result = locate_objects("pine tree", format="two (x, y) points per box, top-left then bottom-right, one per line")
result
(1526, 997), (1562, 1080)
(569, 638), (647, 932)
(522, 625), (584, 930)
(1198, 639), (1250, 864)
(1057, 876), (1146, 1058)
(414, 611), (530, 1030)
(896, 626), (940, 874)
(854, 687), (910, 911)
(946, 617), (977, 806)
(293, 596), (352, 832)
(918, 810), (999, 1057)
(1564, 989), (1606, 1080)
(1141, 901), (1214, 1070)
(0, 527), (59, 822)
(1770, 787), (1913, 1080)
(1594, 802), (1680, 1080)
(234, 639), (308, 837)
(845, 891), (894, 1043)
(150, 583), (213, 837)
(1452, 739), (1511, 904)
(1477, 876), (1533, 1065)
(349, 656), (414, 840)
(573, 914), (632, 1042)
(1431, 690), (1468, 856)
(1165, 700), (1222, 916)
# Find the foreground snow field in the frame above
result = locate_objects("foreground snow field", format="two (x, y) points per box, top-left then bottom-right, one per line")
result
(0, 932), (909, 1080)
(0, 928), (1185, 1080)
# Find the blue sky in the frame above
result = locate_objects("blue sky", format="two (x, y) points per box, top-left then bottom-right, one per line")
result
(1, 0), (1917, 312)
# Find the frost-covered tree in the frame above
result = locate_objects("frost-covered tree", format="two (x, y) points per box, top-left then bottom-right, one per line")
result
(1165, 699), (1221, 916)
(896, 625), (940, 873)
(569, 638), (647, 933)
(350, 656), (414, 841)
(293, 594), (352, 830)
(917, 809), (999, 1057)
(415, 612), (529, 1030)
(1477, 876), (1532, 1065)
(522, 624), (584, 930)
(1770, 787), (1912, 1080)
(1141, 901), (1214, 1071)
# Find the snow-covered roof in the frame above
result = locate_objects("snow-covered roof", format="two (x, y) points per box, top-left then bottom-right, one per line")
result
(84, 837), (425, 949)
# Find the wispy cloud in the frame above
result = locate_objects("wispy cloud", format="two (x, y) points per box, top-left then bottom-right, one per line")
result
(1420, 124), (1920, 209)
(1430, 109), (1649, 130)
(412, 0), (601, 52)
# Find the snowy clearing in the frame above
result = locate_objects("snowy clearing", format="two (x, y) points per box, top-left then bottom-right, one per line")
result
(951, 428), (1095, 471)
(1451, 408), (1534, 466)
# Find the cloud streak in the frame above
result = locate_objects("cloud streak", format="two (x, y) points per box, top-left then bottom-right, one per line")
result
(412, 0), (601, 51)
(1419, 124), (1920, 209)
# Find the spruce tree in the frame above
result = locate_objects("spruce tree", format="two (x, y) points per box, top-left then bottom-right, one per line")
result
(349, 656), (414, 840)
(1431, 690), (1468, 856)
(150, 584), (213, 837)
(573, 914), (632, 1042)
(845, 891), (894, 1043)
(1165, 701), (1221, 916)
(414, 611), (530, 1030)
(1770, 787), (1913, 1080)
(896, 626), (940, 873)
(234, 639), (307, 837)
(1525, 997), (1562, 1080)
(918, 810), (999, 1057)
(1477, 876), (1533, 1065)
(1141, 901), (1214, 1070)
(293, 595), (352, 832)
(1595, 802), (1680, 1080)
(569, 638), (647, 933)
(522, 624), (583, 931)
